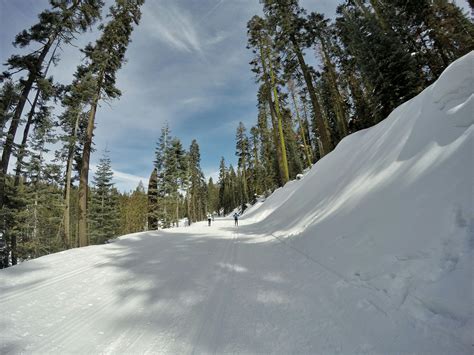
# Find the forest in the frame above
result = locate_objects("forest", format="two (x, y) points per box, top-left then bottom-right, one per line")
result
(0, 0), (472, 267)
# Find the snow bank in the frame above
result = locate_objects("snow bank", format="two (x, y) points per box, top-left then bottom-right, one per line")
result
(241, 51), (473, 344)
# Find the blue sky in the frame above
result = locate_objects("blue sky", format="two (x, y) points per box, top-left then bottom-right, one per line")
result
(1, 0), (470, 191)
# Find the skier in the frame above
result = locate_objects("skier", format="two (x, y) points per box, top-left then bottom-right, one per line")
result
(207, 213), (212, 226)
(233, 212), (239, 226)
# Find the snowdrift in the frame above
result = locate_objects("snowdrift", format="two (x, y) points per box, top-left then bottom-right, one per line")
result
(242, 51), (473, 343)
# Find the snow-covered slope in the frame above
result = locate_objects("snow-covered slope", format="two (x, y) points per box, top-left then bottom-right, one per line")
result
(1, 52), (472, 354)
(242, 50), (474, 341)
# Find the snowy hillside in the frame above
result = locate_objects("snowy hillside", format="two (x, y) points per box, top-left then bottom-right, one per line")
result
(1, 52), (473, 354)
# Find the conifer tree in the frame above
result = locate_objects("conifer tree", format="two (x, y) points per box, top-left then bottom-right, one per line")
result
(235, 122), (250, 205)
(57, 66), (96, 247)
(153, 123), (171, 225)
(248, 16), (289, 184)
(0, 81), (20, 138)
(164, 137), (187, 226)
(207, 177), (219, 215)
(0, 0), (103, 208)
(13, 42), (61, 190)
(288, 79), (312, 167)
(119, 181), (147, 234)
(89, 151), (119, 244)
(260, 0), (333, 156)
(147, 168), (158, 230)
(218, 157), (227, 214)
(77, 0), (144, 246)
(187, 140), (206, 222)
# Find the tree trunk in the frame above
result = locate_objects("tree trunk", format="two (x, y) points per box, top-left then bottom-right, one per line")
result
(266, 51), (289, 184)
(320, 41), (348, 139)
(14, 41), (61, 188)
(300, 97), (314, 161)
(61, 110), (82, 247)
(175, 194), (179, 227)
(290, 88), (312, 168)
(291, 38), (333, 156)
(258, 40), (285, 185)
(78, 79), (102, 247)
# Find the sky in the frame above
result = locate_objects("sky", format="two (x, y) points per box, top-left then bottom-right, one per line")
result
(0, 0), (471, 191)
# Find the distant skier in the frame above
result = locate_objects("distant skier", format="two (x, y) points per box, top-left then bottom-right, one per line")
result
(233, 212), (239, 226)
(207, 213), (212, 226)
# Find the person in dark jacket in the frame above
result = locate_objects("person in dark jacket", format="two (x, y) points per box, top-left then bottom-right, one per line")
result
(233, 213), (239, 226)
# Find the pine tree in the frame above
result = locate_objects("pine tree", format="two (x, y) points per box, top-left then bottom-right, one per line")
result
(248, 16), (289, 184)
(119, 181), (147, 234)
(89, 151), (119, 244)
(187, 140), (206, 222)
(260, 0), (333, 156)
(164, 137), (187, 226)
(336, 1), (427, 122)
(217, 157), (227, 214)
(57, 66), (97, 247)
(207, 177), (219, 215)
(288, 79), (312, 167)
(153, 123), (171, 226)
(0, 80), (20, 138)
(147, 168), (158, 230)
(77, 0), (144, 247)
(306, 12), (349, 140)
(235, 122), (250, 205)
(0, 0), (103, 209)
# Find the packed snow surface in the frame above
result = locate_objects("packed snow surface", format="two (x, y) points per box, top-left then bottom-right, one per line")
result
(1, 53), (473, 354)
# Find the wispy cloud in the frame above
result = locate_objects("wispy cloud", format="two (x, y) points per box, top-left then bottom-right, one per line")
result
(112, 169), (147, 192)
(198, 0), (226, 24)
(90, 163), (146, 192)
(144, 2), (203, 54)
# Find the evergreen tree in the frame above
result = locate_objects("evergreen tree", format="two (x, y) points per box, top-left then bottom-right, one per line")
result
(187, 140), (206, 222)
(217, 157), (227, 214)
(147, 168), (158, 230)
(89, 151), (119, 244)
(235, 122), (250, 205)
(77, 0), (144, 246)
(57, 66), (96, 247)
(288, 79), (312, 167)
(153, 123), (171, 226)
(1, 0), (103, 209)
(119, 181), (147, 234)
(164, 137), (187, 226)
(207, 177), (219, 215)
(0, 80), (20, 139)
(260, 0), (333, 156)
(248, 16), (289, 184)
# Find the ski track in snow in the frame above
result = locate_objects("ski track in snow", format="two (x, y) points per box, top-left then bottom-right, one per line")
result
(0, 219), (469, 354)
(1, 218), (470, 354)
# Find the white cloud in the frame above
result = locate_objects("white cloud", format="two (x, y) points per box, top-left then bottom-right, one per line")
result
(143, 2), (203, 54)
(112, 169), (147, 192)
(90, 163), (147, 193)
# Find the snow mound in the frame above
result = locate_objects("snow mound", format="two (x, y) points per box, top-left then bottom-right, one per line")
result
(241, 52), (473, 346)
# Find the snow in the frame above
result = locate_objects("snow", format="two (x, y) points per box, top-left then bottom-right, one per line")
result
(1, 52), (473, 354)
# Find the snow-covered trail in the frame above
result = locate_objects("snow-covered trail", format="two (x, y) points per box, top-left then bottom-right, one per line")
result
(1, 218), (469, 354)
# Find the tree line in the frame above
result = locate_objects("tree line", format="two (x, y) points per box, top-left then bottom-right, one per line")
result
(217, 0), (473, 215)
(0, 0), (146, 266)
(1, 0), (472, 266)
(146, 123), (219, 229)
